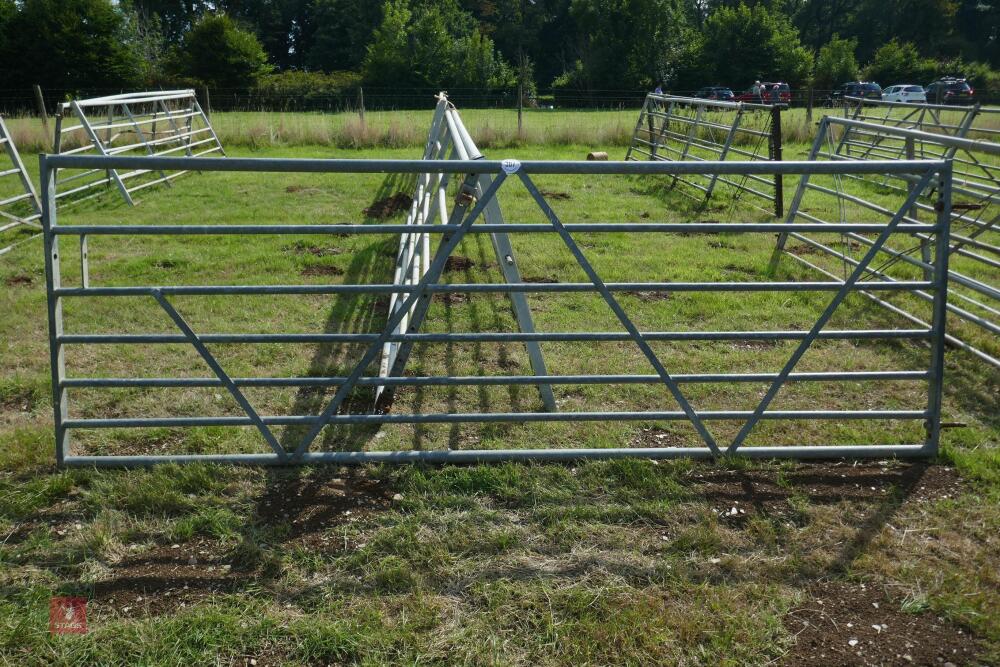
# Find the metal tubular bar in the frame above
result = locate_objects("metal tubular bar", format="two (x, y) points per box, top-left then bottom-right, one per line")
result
(70, 100), (134, 206)
(51, 280), (934, 296)
(152, 292), (287, 459)
(44, 155), (940, 176)
(517, 169), (721, 455)
(0, 114), (44, 254)
(731, 168), (938, 453)
(41, 155), (69, 464)
(62, 370), (930, 389)
(57, 330), (934, 344)
(60, 445), (935, 467)
(53, 91), (225, 207)
(782, 112), (1000, 364)
(49, 222), (940, 236)
(40, 115), (949, 464)
(64, 411), (929, 429)
(290, 172), (511, 460)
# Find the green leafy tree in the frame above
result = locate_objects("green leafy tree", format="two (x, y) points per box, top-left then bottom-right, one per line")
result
(814, 34), (859, 88)
(362, 0), (513, 89)
(167, 13), (271, 88)
(0, 0), (144, 91)
(701, 2), (813, 87)
(307, 0), (383, 71)
(554, 0), (700, 94)
(863, 39), (937, 85)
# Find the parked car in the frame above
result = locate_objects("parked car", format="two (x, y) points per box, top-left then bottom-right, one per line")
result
(694, 86), (736, 102)
(734, 82), (791, 104)
(882, 84), (928, 103)
(828, 81), (882, 105)
(925, 77), (975, 105)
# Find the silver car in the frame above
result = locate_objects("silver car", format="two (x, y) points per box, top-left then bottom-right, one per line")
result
(882, 84), (927, 103)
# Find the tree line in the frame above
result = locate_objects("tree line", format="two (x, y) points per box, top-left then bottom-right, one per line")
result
(0, 0), (997, 106)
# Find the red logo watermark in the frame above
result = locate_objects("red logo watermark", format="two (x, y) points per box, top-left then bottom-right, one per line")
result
(49, 597), (88, 634)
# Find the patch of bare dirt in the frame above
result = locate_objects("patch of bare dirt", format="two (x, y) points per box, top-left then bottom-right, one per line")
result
(284, 240), (343, 257)
(285, 184), (322, 195)
(441, 292), (469, 305)
(300, 264), (345, 277)
(783, 580), (981, 666)
(0, 387), (39, 412)
(3, 274), (33, 286)
(787, 243), (823, 257)
(633, 426), (688, 446)
(90, 538), (244, 615)
(254, 469), (394, 547)
(522, 276), (559, 283)
(625, 289), (671, 302)
(689, 462), (964, 523)
(540, 190), (571, 200)
(444, 256), (476, 272)
(363, 193), (411, 218)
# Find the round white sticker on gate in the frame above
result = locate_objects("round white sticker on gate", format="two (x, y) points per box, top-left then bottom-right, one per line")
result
(501, 159), (521, 174)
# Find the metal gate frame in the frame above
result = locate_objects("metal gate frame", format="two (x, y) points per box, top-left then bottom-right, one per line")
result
(53, 90), (224, 206)
(376, 94), (555, 411)
(777, 115), (1000, 368)
(839, 96), (999, 144)
(0, 114), (42, 257)
(40, 152), (952, 466)
(626, 93), (784, 216)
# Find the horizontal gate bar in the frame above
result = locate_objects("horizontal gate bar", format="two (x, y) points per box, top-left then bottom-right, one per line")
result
(49, 223), (941, 235)
(57, 329), (932, 344)
(61, 370), (930, 388)
(44, 154), (946, 175)
(62, 444), (933, 467)
(63, 409), (929, 428)
(53, 281), (935, 297)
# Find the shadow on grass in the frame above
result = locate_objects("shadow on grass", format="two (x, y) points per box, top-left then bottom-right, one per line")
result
(278, 171), (416, 456)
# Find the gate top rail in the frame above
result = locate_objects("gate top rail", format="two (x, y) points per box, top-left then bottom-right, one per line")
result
(842, 95), (1000, 114)
(42, 154), (947, 176)
(648, 93), (776, 112)
(57, 89), (199, 112)
(826, 117), (1000, 156)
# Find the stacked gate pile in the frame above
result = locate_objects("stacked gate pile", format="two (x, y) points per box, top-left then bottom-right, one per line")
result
(0, 115), (42, 256)
(376, 93), (556, 411)
(777, 115), (1000, 367)
(625, 93), (784, 216)
(838, 96), (999, 145)
(53, 90), (224, 206)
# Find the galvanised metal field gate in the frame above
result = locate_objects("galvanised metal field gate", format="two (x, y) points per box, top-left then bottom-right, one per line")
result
(53, 90), (224, 206)
(778, 114), (1000, 367)
(837, 96), (998, 144)
(40, 148), (953, 466)
(0, 114), (42, 256)
(626, 94), (784, 216)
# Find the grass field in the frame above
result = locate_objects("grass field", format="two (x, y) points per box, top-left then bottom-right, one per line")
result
(1, 130), (998, 664)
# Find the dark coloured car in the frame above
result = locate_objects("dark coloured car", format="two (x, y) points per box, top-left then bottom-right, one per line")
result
(829, 81), (882, 105)
(925, 78), (975, 105)
(694, 86), (736, 102)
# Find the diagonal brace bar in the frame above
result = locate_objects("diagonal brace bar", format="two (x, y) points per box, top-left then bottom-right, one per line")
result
(517, 170), (721, 455)
(728, 167), (940, 453)
(153, 291), (287, 460)
(291, 172), (510, 460)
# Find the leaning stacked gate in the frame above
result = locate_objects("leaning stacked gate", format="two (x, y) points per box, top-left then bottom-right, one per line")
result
(39, 94), (961, 465)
